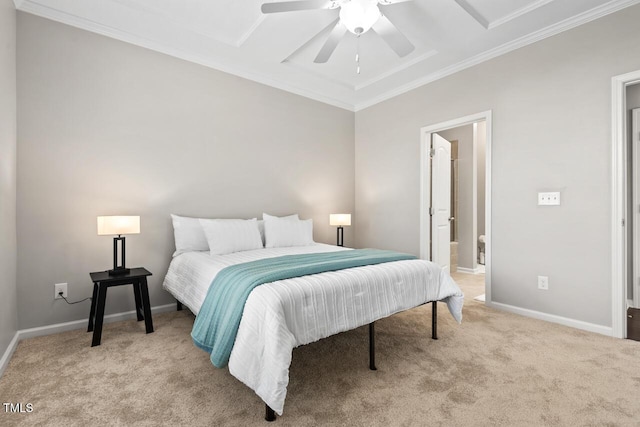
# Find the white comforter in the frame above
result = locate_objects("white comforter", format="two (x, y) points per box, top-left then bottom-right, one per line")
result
(162, 244), (463, 415)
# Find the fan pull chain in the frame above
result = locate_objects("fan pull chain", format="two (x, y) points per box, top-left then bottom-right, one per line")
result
(356, 35), (361, 74)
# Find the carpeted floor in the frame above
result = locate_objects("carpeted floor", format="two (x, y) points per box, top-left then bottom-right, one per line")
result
(1, 272), (640, 426)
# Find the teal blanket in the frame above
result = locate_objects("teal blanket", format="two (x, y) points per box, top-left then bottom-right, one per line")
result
(191, 249), (416, 368)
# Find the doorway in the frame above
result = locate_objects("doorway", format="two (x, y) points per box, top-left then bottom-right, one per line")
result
(420, 111), (492, 302)
(436, 122), (487, 276)
(612, 70), (640, 339)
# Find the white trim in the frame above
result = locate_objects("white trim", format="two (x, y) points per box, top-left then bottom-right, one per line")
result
(0, 303), (176, 378)
(0, 332), (20, 379)
(456, 266), (481, 275)
(420, 110), (492, 303)
(612, 70), (640, 338)
(355, 0), (640, 111)
(487, 301), (613, 337)
(18, 303), (176, 340)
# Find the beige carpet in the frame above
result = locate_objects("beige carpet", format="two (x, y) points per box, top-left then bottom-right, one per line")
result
(1, 272), (640, 426)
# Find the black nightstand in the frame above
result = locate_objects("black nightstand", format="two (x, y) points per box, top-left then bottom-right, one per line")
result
(87, 267), (153, 347)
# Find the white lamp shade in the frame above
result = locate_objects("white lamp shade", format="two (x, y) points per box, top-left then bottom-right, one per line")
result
(330, 214), (352, 227)
(97, 216), (140, 236)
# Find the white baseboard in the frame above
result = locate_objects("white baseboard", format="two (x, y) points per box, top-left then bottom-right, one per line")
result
(456, 267), (481, 275)
(18, 303), (176, 340)
(0, 303), (176, 378)
(0, 332), (19, 379)
(486, 301), (613, 337)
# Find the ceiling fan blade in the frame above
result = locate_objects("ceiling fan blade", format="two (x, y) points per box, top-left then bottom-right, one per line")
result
(372, 14), (414, 57)
(261, 0), (335, 14)
(378, 0), (414, 4)
(314, 20), (347, 63)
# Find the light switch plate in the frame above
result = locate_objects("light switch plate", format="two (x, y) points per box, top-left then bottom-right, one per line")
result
(538, 192), (560, 206)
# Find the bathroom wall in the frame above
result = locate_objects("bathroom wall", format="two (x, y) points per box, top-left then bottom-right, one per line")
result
(0, 0), (17, 366)
(477, 121), (486, 243)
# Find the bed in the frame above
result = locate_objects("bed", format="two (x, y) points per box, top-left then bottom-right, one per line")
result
(162, 240), (464, 421)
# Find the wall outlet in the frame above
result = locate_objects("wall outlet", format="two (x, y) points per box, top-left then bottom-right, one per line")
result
(537, 276), (549, 290)
(54, 283), (67, 299)
(538, 192), (561, 206)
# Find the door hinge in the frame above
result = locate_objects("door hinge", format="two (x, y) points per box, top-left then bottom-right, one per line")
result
(429, 207), (435, 216)
(429, 148), (435, 158)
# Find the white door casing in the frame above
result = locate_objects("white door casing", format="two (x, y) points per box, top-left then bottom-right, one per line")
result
(431, 133), (452, 274)
(612, 71), (640, 338)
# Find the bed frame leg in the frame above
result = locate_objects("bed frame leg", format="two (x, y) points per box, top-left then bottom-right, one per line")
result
(369, 322), (377, 370)
(432, 301), (438, 340)
(177, 301), (183, 311)
(265, 404), (276, 422)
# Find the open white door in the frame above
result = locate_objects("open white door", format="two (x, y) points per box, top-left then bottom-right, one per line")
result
(431, 133), (452, 274)
(633, 108), (640, 308)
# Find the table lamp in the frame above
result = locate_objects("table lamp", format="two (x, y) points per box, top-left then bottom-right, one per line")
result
(329, 214), (351, 247)
(97, 215), (140, 276)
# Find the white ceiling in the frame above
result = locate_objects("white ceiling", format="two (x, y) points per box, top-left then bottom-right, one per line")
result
(13, 0), (640, 111)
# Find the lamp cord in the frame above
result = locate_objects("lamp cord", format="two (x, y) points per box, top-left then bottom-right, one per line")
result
(59, 293), (92, 305)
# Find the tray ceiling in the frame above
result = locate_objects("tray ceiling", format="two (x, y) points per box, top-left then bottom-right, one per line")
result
(14, 0), (640, 111)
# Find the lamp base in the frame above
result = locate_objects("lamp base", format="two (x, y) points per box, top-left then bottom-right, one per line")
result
(108, 267), (130, 276)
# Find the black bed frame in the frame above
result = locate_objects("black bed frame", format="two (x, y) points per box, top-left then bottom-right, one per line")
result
(177, 299), (439, 422)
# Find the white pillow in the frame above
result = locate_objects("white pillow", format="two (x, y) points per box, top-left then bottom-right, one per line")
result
(257, 220), (265, 246)
(264, 216), (314, 248)
(200, 218), (263, 255)
(259, 214), (299, 246)
(171, 214), (209, 256)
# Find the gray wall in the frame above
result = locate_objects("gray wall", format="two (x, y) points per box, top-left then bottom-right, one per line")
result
(16, 13), (355, 329)
(355, 4), (640, 328)
(437, 125), (475, 270)
(0, 0), (17, 358)
(477, 121), (486, 241)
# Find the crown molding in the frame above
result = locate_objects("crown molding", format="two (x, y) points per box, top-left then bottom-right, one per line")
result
(15, 0), (640, 112)
(355, 0), (640, 111)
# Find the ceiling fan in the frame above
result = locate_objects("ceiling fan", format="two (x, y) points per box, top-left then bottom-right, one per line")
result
(261, 0), (415, 65)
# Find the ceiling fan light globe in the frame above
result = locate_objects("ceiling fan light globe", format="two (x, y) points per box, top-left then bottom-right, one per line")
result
(339, 0), (381, 35)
